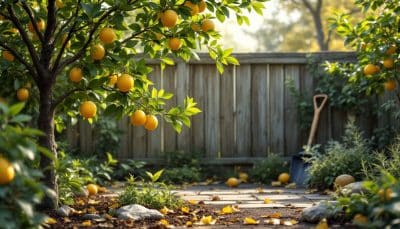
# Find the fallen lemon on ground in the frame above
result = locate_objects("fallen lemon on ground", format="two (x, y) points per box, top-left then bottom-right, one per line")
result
(278, 172), (290, 184)
(226, 177), (240, 187)
(87, 184), (98, 195)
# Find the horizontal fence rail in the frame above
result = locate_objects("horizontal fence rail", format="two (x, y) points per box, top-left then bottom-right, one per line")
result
(65, 52), (389, 164)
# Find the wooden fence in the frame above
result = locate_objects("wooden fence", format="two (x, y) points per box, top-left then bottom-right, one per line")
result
(66, 52), (378, 164)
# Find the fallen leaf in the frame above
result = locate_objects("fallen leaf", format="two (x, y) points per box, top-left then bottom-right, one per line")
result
(315, 218), (329, 229)
(256, 188), (265, 193)
(243, 217), (259, 225)
(186, 221), (193, 227)
(98, 187), (107, 193)
(272, 189), (283, 194)
(270, 212), (282, 218)
(87, 206), (97, 214)
(88, 199), (100, 205)
(109, 203), (120, 209)
(63, 217), (71, 223)
(285, 183), (297, 189)
(220, 205), (235, 215)
(81, 220), (92, 227)
(181, 206), (190, 214)
(264, 198), (274, 204)
(198, 200), (205, 205)
(198, 215), (216, 225)
(206, 179), (214, 185)
(160, 206), (173, 215)
(103, 214), (113, 220)
(264, 218), (280, 225)
(211, 195), (221, 201)
(45, 217), (57, 224)
(75, 199), (85, 205)
(282, 219), (299, 225)
(187, 200), (198, 205)
(271, 181), (282, 186)
(159, 219), (170, 226)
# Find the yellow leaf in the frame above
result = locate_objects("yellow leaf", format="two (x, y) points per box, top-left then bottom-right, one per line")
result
(256, 188), (265, 193)
(282, 219), (299, 225)
(87, 206), (97, 214)
(181, 206), (190, 214)
(243, 217), (259, 225)
(75, 199), (85, 205)
(188, 200), (198, 205)
(186, 221), (193, 227)
(285, 183), (297, 189)
(315, 218), (329, 229)
(160, 206), (173, 215)
(45, 217), (57, 224)
(200, 215), (216, 225)
(263, 198), (274, 204)
(109, 203), (120, 209)
(270, 212), (282, 218)
(220, 205), (234, 214)
(272, 189), (283, 194)
(159, 219), (170, 226)
(63, 217), (71, 223)
(88, 199), (99, 205)
(81, 220), (92, 227)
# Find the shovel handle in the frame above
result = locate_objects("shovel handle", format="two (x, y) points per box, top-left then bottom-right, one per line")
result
(307, 94), (328, 146)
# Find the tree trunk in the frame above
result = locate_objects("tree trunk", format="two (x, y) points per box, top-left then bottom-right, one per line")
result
(37, 86), (58, 210)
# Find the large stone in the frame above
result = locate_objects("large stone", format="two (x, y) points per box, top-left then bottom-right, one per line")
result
(74, 187), (89, 198)
(301, 201), (338, 223)
(116, 204), (164, 221)
(341, 181), (366, 195)
(56, 205), (75, 217)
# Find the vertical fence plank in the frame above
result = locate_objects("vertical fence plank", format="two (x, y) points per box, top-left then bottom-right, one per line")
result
(204, 65), (220, 158)
(235, 64), (252, 157)
(162, 66), (177, 153)
(79, 120), (93, 154)
(176, 61), (191, 153)
(220, 66), (235, 157)
(284, 65), (301, 156)
(147, 65), (162, 158)
(66, 124), (78, 149)
(117, 117), (130, 159)
(269, 64), (285, 155)
(131, 126), (147, 159)
(251, 64), (269, 157)
(190, 65), (205, 154)
(299, 64), (314, 145)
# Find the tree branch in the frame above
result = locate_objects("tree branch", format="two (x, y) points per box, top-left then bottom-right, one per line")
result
(52, 88), (84, 109)
(54, 6), (118, 76)
(0, 42), (38, 82)
(301, 0), (315, 14)
(120, 28), (152, 45)
(6, 5), (43, 76)
(21, 2), (45, 43)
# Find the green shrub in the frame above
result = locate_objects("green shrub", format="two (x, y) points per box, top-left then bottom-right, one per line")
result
(249, 154), (289, 183)
(119, 170), (183, 209)
(160, 166), (201, 184)
(335, 171), (400, 228)
(305, 120), (373, 189)
(0, 103), (49, 228)
(114, 159), (147, 180)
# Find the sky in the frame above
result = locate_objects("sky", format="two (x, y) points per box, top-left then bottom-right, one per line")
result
(215, 0), (299, 52)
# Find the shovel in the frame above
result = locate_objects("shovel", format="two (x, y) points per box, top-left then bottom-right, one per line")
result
(290, 94), (328, 187)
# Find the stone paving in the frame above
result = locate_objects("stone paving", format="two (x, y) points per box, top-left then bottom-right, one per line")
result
(172, 183), (331, 209)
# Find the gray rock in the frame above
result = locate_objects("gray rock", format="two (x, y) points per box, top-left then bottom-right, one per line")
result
(341, 181), (366, 195)
(116, 204), (164, 221)
(301, 201), (338, 223)
(56, 205), (75, 217)
(83, 214), (102, 220)
(74, 187), (89, 197)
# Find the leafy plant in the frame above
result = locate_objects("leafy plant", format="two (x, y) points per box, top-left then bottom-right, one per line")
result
(114, 159), (147, 180)
(119, 170), (183, 209)
(304, 120), (373, 189)
(335, 171), (400, 228)
(249, 154), (289, 184)
(160, 166), (202, 185)
(87, 152), (118, 185)
(0, 102), (49, 228)
(92, 118), (123, 155)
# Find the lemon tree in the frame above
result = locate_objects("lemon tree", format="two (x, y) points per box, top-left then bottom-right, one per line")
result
(327, 0), (399, 95)
(0, 0), (267, 209)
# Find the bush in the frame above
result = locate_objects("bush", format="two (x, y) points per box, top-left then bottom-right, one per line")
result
(0, 103), (49, 228)
(160, 166), (202, 184)
(119, 170), (183, 210)
(114, 159), (147, 180)
(305, 120), (373, 189)
(249, 154), (289, 183)
(335, 171), (400, 228)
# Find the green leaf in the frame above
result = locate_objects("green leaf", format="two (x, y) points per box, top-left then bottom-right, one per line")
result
(9, 103), (25, 116)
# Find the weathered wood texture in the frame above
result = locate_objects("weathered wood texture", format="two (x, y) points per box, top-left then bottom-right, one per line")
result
(67, 52), (383, 164)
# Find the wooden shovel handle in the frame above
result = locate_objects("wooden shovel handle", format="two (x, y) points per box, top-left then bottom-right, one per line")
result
(307, 94), (328, 146)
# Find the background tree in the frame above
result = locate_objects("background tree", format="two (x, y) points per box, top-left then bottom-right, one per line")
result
(249, 0), (359, 51)
(0, 0), (266, 209)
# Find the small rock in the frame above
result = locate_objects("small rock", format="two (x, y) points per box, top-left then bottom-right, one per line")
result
(341, 181), (365, 195)
(74, 187), (89, 198)
(56, 205), (75, 217)
(116, 204), (164, 221)
(83, 214), (102, 220)
(301, 201), (338, 223)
